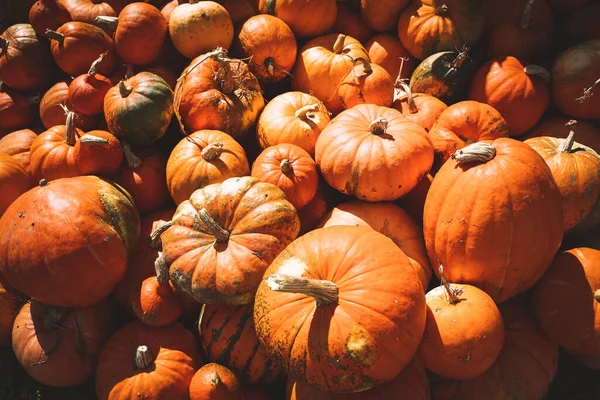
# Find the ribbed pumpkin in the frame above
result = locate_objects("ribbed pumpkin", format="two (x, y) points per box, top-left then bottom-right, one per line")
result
(338, 58), (395, 109)
(365, 33), (417, 81)
(199, 303), (283, 384)
(315, 104), (434, 202)
(67, 52), (113, 116)
(166, 130), (250, 206)
(0, 153), (31, 217)
(158, 176), (300, 304)
(0, 83), (38, 133)
(189, 363), (242, 400)
(254, 226), (427, 393)
(0, 176), (140, 307)
(392, 83), (448, 132)
(423, 140), (564, 303)
(0, 280), (23, 346)
(0, 129), (38, 174)
(258, 0), (337, 39)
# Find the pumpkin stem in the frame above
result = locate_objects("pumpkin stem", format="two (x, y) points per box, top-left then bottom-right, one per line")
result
(198, 208), (230, 242)
(201, 142), (224, 161)
(438, 265), (463, 305)
(80, 135), (110, 145)
(94, 16), (118, 31)
(397, 81), (418, 114)
(265, 57), (275, 76)
(352, 57), (373, 75)
(524, 65), (551, 82)
(134, 345), (154, 370)
(451, 142), (496, 164)
(43, 306), (70, 330)
(576, 77), (600, 104)
(594, 289), (600, 303)
(280, 159), (292, 173)
(149, 220), (173, 249)
(519, 0), (535, 29)
(332, 34), (346, 54)
(155, 252), (170, 284)
(122, 142), (142, 169)
(124, 64), (134, 80)
(435, 3), (449, 15)
(119, 80), (133, 98)
(558, 120), (578, 153)
(210, 370), (222, 386)
(44, 29), (64, 44)
(39, 179), (49, 187)
(368, 118), (388, 135)
(64, 111), (77, 146)
(295, 103), (320, 121)
(88, 51), (108, 76)
(0, 39), (8, 58)
(267, 274), (339, 306)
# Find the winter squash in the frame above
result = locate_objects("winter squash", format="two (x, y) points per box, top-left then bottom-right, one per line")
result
(73, 130), (122, 176)
(254, 225), (427, 393)
(251, 144), (318, 210)
(174, 49), (264, 138)
(104, 71), (174, 146)
(0, 153), (32, 216)
(234, 15), (297, 84)
(169, 0), (233, 59)
(0, 129), (38, 174)
(297, 178), (338, 235)
(166, 129), (250, 205)
(361, 0), (410, 32)
(365, 33), (416, 82)
(392, 83), (448, 132)
(469, 56), (550, 136)
(315, 104), (434, 202)
(291, 33), (369, 116)
(256, 91), (330, 157)
(533, 247), (600, 355)
(0, 280), (23, 346)
(397, 173), (432, 225)
(318, 201), (431, 289)
(46, 21), (117, 76)
(158, 176), (300, 304)
(189, 363), (242, 400)
(0, 83), (39, 133)
(427, 100), (509, 171)
(423, 140), (564, 303)
(199, 303), (283, 384)
(61, 0), (122, 27)
(28, 0), (71, 36)
(0, 24), (54, 91)
(398, 0), (485, 61)
(258, 0), (337, 39)
(331, 2), (372, 44)
(551, 39), (600, 120)
(96, 2), (168, 66)
(0, 176), (140, 307)
(39, 81), (100, 131)
(12, 299), (115, 387)
(338, 58), (395, 109)
(218, 0), (256, 25)
(432, 295), (559, 400)
(95, 320), (201, 400)
(520, 117), (600, 153)
(132, 275), (183, 327)
(67, 52), (113, 115)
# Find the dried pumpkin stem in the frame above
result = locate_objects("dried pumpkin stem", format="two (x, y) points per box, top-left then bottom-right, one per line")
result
(198, 208), (230, 242)
(201, 142), (224, 161)
(352, 57), (372, 74)
(576, 77), (600, 104)
(119, 80), (133, 98)
(295, 103), (320, 120)
(280, 159), (292, 173)
(332, 34), (346, 54)
(558, 120), (578, 153)
(452, 142), (496, 164)
(594, 289), (600, 303)
(210, 370), (222, 385)
(94, 16), (118, 31)
(265, 57), (275, 76)
(435, 3), (449, 15)
(134, 345), (154, 370)
(88, 51), (108, 76)
(524, 65), (551, 82)
(368, 117), (388, 135)
(65, 111), (77, 146)
(45, 29), (64, 44)
(519, 0), (535, 29)
(122, 142), (142, 169)
(80, 135), (109, 145)
(39, 179), (49, 187)
(438, 265), (462, 305)
(398, 82), (418, 114)
(149, 220), (173, 249)
(267, 274), (339, 306)
(155, 252), (170, 284)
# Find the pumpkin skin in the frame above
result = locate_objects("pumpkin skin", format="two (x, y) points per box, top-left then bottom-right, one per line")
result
(132, 276), (183, 327)
(104, 72), (174, 147)
(12, 299), (115, 387)
(0, 153), (32, 217)
(0, 128), (38, 174)
(318, 201), (431, 290)
(258, 0), (337, 39)
(397, 173), (433, 226)
(427, 100), (509, 171)
(331, 2), (373, 44)
(398, 0), (484, 61)
(166, 130), (250, 206)
(95, 320), (201, 400)
(234, 15), (297, 84)
(254, 225), (427, 393)
(0, 84), (38, 133)
(423, 139), (564, 303)
(291, 33), (370, 116)
(392, 87), (448, 132)
(68, 54), (113, 116)
(256, 91), (330, 157)
(74, 130), (123, 176)
(361, 0), (410, 32)
(40, 81), (100, 131)
(520, 117), (600, 153)
(199, 302), (283, 384)
(469, 57), (550, 136)
(159, 176), (300, 305)
(551, 39), (600, 120)
(62, 0), (123, 27)
(0, 280), (23, 346)
(218, 0), (256, 26)
(298, 178), (338, 235)
(365, 33), (417, 82)
(189, 363), (242, 400)
(338, 59), (395, 109)
(28, 0), (72, 36)
(0, 176), (140, 307)
(315, 104), (434, 202)
(251, 143), (318, 210)
(0, 24), (54, 91)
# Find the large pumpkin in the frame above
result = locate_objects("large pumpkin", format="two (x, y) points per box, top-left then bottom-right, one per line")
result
(0, 128), (38, 174)
(258, 0), (337, 39)
(0, 153), (32, 217)
(423, 139), (564, 302)
(158, 176), (300, 304)
(254, 225), (427, 393)
(0, 176), (140, 307)
(315, 104), (434, 202)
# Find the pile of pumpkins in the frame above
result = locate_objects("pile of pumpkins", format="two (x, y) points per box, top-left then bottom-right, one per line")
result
(1, 0), (600, 399)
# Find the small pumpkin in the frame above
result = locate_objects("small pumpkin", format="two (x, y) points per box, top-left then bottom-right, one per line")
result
(67, 52), (113, 115)
(189, 363), (242, 400)
(0, 83), (39, 133)
(0, 280), (23, 346)
(61, 0), (122, 28)
(39, 80), (100, 131)
(74, 129), (123, 176)
(365, 33), (417, 82)
(258, 0), (337, 39)
(392, 82), (448, 132)
(132, 275), (183, 328)
(0, 128), (38, 174)
(330, 2), (372, 44)
(361, 0), (410, 32)
(519, 117), (600, 153)
(338, 57), (395, 109)
(0, 153), (32, 216)
(28, 0), (71, 36)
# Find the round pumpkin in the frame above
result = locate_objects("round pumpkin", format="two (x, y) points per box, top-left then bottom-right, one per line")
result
(28, 0), (71, 36)
(338, 58), (395, 109)
(189, 363), (242, 400)
(68, 52), (113, 116)
(0, 176), (140, 307)
(315, 104), (434, 202)
(392, 83), (448, 132)
(361, 0), (410, 32)
(365, 33), (417, 82)
(330, 2), (372, 44)
(61, 0), (123, 28)
(254, 225), (427, 393)
(0, 153), (31, 216)
(519, 117), (600, 153)
(0, 280), (23, 346)
(0, 83), (38, 133)
(258, 0), (337, 39)
(0, 128), (38, 174)
(423, 139), (564, 303)
(40, 80), (100, 131)
(73, 130), (123, 176)
(132, 275), (183, 327)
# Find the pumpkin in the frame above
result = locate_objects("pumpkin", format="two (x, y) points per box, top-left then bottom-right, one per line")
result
(0, 153), (32, 216)
(520, 117), (600, 153)
(74, 130), (123, 176)
(139, 64), (178, 90)
(199, 302), (283, 384)
(12, 299), (115, 387)
(256, 91), (330, 157)
(427, 100), (509, 171)
(398, 0), (484, 61)
(28, 0), (71, 36)
(431, 295), (559, 400)
(365, 33), (417, 82)
(39, 80), (100, 131)
(397, 173), (433, 226)
(0, 24), (54, 91)
(189, 363), (242, 400)
(254, 225), (427, 393)
(338, 58), (395, 109)
(297, 178), (338, 235)
(0, 128), (38, 174)
(67, 52), (113, 115)
(0, 280), (23, 346)
(169, 0), (233, 59)
(423, 140), (564, 303)
(46, 21), (117, 77)
(258, 0), (337, 39)
(132, 275), (183, 327)
(104, 71), (174, 146)
(61, 0), (123, 28)
(218, 0), (256, 26)
(251, 143), (318, 210)
(96, 2), (167, 66)
(0, 83), (39, 133)
(361, 0), (410, 32)
(469, 56), (550, 136)
(174, 49), (264, 138)
(291, 33), (369, 116)
(392, 82), (448, 132)
(562, 3), (600, 48)
(157, 176), (300, 304)
(166, 129), (250, 205)
(315, 104), (434, 202)
(551, 39), (600, 120)
(234, 15), (297, 84)
(96, 320), (201, 400)
(0, 176), (140, 307)
(330, 2), (373, 44)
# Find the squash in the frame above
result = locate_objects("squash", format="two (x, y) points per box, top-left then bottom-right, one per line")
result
(519, 117), (600, 153)
(39, 80), (100, 131)
(397, 173), (433, 226)
(361, 0), (410, 32)
(189, 363), (242, 400)
(132, 275), (183, 328)
(338, 58), (395, 109)
(0, 153), (32, 217)
(67, 52), (113, 115)
(392, 82), (447, 132)
(365, 33), (417, 82)
(330, 2), (372, 44)
(73, 129), (122, 176)
(61, 0), (123, 28)
(258, 0), (337, 39)
(28, 0), (71, 36)
(297, 178), (338, 235)
(0, 83), (39, 133)
(0, 129), (38, 174)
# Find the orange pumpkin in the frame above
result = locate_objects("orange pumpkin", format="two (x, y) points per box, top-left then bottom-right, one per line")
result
(258, 0), (337, 39)
(392, 83), (447, 131)
(0, 128), (39, 174)
(361, 0), (410, 32)
(330, 2), (373, 44)
(132, 275), (183, 327)
(397, 173), (433, 225)
(67, 52), (113, 116)
(519, 117), (600, 153)
(365, 33), (417, 82)
(0, 153), (32, 217)
(338, 58), (395, 109)
(189, 363), (242, 400)
(297, 178), (338, 235)
(29, 0), (72, 36)
(73, 130), (123, 176)
(39, 80), (100, 131)
(0, 83), (39, 133)
(61, 0), (123, 28)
